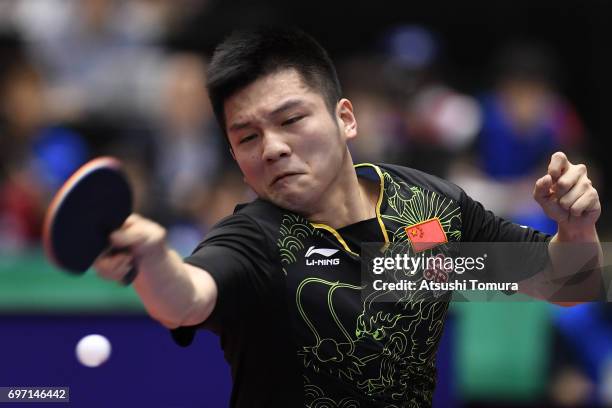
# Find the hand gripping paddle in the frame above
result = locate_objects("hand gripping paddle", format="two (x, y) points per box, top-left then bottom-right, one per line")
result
(43, 157), (138, 285)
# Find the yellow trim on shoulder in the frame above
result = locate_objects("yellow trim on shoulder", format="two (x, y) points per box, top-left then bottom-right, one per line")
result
(354, 163), (390, 244)
(310, 223), (359, 257)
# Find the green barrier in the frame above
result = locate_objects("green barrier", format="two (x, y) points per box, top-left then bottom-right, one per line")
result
(452, 302), (550, 401)
(0, 248), (143, 313)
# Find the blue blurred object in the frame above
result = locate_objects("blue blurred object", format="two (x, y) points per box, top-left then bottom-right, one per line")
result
(383, 25), (438, 69)
(478, 94), (558, 180)
(32, 126), (89, 190)
(433, 313), (458, 407)
(554, 303), (612, 403)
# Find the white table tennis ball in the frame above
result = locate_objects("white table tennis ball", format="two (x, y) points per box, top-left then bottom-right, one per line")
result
(76, 334), (111, 367)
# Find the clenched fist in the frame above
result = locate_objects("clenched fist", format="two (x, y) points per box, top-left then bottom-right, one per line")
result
(533, 152), (600, 238)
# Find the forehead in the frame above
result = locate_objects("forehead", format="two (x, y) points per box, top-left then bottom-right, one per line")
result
(224, 69), (321, 127)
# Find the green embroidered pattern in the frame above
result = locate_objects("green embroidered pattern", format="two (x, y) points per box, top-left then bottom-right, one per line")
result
(382, 171), (462, 243)
(350, 170), (462, 403)
(277, 214), (324, 273)
(283, 167), (463, 406)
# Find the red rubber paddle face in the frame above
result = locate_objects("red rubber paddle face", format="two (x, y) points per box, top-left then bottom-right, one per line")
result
(43, 157), (133, 274)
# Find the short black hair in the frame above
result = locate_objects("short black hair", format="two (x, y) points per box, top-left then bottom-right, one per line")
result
(207, 27), (342, 133)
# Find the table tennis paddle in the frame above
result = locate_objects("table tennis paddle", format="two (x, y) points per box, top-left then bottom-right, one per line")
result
(43, 156), (138, 285)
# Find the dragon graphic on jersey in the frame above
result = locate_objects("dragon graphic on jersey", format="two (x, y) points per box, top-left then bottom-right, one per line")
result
(278, 167), (462, 407)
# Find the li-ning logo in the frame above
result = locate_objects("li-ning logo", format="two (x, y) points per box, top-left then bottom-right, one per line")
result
(305, 246), (340, 266)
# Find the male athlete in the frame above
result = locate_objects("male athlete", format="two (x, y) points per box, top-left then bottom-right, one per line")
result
(95, 28), (602, 407)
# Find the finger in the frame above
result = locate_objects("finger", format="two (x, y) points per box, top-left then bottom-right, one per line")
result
(104, 259), (134, 281)
(94, 253), (134, 281)
(569, 188), (600, 218)
(533, 174), (553, 203)
(557, 174), (591, 210)
(123, 213), (143, 227)
(107, 214), (144, 246)
(552, 164), (586, 199)
(548, 152), (569, 181)
(94, 251), (131, 269)
(109, 223), (147, 249)
(117, 218), (167, 255)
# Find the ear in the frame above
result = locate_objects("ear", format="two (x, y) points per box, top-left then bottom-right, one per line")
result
(336, 98), (357, 140)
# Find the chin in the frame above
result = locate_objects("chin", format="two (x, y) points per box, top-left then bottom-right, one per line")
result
(270, 191), (315, 214)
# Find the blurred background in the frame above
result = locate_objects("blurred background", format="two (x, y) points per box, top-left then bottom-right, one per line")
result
(1, 0), (611, 406)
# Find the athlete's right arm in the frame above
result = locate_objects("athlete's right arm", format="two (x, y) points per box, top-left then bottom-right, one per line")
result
(93, 214), (217, 329)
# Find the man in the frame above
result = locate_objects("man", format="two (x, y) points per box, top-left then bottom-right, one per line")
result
(95, 28), (602, 407)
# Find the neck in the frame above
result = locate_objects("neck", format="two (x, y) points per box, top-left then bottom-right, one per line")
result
(306, 155), (378, 229)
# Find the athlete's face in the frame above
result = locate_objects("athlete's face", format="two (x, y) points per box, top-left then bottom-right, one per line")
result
(224, 69), (357, 213)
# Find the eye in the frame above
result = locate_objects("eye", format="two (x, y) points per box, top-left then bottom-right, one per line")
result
(239, 134), (258, 144)
(282, 115), (305, 126)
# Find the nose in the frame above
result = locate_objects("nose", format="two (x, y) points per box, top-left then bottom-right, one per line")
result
(261, 131), (291, 162)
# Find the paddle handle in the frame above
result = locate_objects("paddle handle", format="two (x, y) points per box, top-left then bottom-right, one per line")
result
(107, 247), (139, 286)
(121, 266), (139, 286)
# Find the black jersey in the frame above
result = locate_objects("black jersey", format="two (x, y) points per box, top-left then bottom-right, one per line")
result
(177, 163), (551, 407)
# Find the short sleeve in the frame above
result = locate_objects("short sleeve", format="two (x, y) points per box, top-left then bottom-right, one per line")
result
(459, 189), (553, 287)
(176, 214), (278, 338)
(460, 189), (552, 243)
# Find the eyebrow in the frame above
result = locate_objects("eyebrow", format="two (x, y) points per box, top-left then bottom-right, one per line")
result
(228, 99), (305, 132)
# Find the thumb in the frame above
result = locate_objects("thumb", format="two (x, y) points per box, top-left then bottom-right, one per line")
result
(533, 174), (553, 204)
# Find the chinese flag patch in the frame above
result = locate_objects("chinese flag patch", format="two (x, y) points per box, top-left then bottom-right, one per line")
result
(405, 218), (447, 253)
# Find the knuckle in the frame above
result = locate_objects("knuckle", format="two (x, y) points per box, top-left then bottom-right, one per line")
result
(556, 180), (570, 191)
(580, 181), (590, 193)
(533, 191), (545, 202)
(570, 207), (582, 217)
(559, 198), (572, 210)
(576, 163), (587, 174)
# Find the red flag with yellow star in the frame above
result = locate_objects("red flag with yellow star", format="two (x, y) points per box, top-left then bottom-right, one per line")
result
(405, 218), (447, 253)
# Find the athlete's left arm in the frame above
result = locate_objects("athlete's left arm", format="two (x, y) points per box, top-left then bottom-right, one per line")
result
(532, 151), (603, 304)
